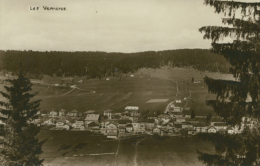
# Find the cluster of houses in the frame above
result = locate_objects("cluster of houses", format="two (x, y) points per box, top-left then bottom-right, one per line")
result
(35, 100), (259, 139)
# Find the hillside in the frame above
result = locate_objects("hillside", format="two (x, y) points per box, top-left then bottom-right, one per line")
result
(0, 49), (230, 79)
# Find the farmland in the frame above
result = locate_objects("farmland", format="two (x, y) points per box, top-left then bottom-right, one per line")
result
(38, 130), (215, 166)
(29, 67), (231, 115)
(0, 67), (234, 115)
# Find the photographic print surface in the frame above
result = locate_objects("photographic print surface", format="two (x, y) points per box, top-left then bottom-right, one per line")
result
(0, 0), (260, 166)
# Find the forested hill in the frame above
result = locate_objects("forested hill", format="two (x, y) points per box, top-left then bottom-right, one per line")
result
(0, 49), (230, 79)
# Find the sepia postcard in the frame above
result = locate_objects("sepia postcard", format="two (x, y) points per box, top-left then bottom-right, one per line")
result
(0, 0), (260, 166)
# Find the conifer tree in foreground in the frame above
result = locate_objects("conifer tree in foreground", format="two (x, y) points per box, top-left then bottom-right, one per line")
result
(0, 69), (44, 165)
(198, 0), (260, 165)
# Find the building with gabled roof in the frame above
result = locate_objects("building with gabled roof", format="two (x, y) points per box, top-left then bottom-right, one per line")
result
(104, 109), (113, 119)
(195, 122), (208, 133)
(59, 109), (67, 116)
(87, 122), (100, 130)
(207, 126), (217, 133)
(214, 123), (227, 130)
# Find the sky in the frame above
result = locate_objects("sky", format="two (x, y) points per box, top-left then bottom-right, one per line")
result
(0, 0), (244, 53)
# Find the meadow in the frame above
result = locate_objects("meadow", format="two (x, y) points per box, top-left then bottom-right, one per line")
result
(0, 67), (233, 115)
(38, 130), (215, 166)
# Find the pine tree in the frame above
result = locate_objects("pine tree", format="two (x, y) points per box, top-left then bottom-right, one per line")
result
(198, 0), (260, 165)
(0, 70), (44, 165)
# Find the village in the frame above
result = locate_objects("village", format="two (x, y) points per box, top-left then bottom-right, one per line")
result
(26, 99), (259, 140)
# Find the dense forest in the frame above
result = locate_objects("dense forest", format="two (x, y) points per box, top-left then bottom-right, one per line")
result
(0, 49), (230, 79)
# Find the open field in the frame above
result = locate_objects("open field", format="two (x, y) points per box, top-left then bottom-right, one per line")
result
(0, 67), (233, 115)
(38, 130), (214, 166)
(35, 75), (178, 113)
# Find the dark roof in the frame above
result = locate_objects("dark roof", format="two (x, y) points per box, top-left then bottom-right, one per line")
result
(118, 119), (132, 124)
(195, 122), (207, 127)
(88, 122), (100, 127)
(126, 124), (133, 127)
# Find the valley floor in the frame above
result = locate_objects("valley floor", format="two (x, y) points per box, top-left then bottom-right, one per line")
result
(39, 130), (214, 166)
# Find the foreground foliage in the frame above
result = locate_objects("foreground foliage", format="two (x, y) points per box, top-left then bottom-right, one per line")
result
(0, 70), (44, 165)
(198, 0), (260, 165)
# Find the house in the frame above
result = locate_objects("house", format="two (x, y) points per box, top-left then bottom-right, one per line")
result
(210, 118), (223, 126)
(42, 119), (54, 125)
(87, 122), (100, 130)
(182, 122), (193, 129)
(118, 119), (131, 134)
(158, 114), (171, 123)
(214, 123), (227, 130)
(104, 109), (113, 119)
(173, 123), (182, 132)
(169, 103), (183, 112)
(207, 126), (217, 133)
(67, 110), (78, 117)
(74, 120), (85, 130)
(187, 128), (196, 135)
(176, 117), (186, 123)
(84, 114), (100, 125)
(126, 124), (133, 132)
(118, 126), (126, 133)
(144, 119), (155, 129)
(132, 122), (146, 134)
(175, 100), (181, 103)
(153, 127), (162, 135)
(171, 112), (183, 118)
(105, 123), (118, 133)
(59, 109), (67, 116)
(195, 123), (208, 133)
(161, 123), (174, 133)
(50, 108), (58, 117)
(56, 121), (65, 128)
(125, 106), (140, 116)
(63, 124), (71, 130)
(83, 110), (96, 116)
